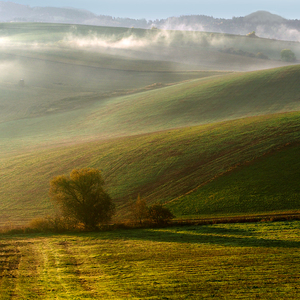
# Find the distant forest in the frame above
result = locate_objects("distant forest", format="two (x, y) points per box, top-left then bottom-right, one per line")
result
(1, 1), (300, 41)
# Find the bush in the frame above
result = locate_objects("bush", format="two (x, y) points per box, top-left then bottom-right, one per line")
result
(147, 203), (175, 225)
(246, 31), (257, 38)
(219, 47), (255, 58)
(281, 49), (296, 62)
(28, 215), (77, 232)
(256, 52), (269, 60)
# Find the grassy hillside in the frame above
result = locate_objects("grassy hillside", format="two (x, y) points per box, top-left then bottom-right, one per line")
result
(2, 23), (300, 156)
(2, 22), (235, 125)
(1, 23), (300, 225)
(1, 112), (300, 225)
(0, 46), (219, 123)
(2, 22), (300, 63)
(2, 64), (300, 156)
(168, 143), (300, 218)
(3, 20), (300, 126)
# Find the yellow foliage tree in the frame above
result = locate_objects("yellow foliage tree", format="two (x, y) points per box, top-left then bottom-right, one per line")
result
(49, 168), (115, 229)
(131, 194), (148, 225)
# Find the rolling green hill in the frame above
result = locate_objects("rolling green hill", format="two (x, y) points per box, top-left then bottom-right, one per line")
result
(0, 46), (219, 123)
(3, 20), (299, 127)
(168, 143), (300, 218)
(2, 23), (300, 157)
(1, 23), (300, 226)
(2, 22), (300, 64)
(2, 64), (300, 156)
(1, 22), (299, 300)
(1, 112), (300, 225)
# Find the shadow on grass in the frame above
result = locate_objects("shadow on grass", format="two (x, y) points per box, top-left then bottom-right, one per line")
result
(4, 223), (300, 249)
(89, 224), (300, 249)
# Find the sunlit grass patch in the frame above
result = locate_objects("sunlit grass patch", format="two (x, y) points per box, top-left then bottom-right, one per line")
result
(1, 221), (300, 299)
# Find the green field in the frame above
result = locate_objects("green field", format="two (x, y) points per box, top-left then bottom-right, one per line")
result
(2, 64), (300, 156)
(0, 46), (219, 124)
(1, 112), (300, 225)
(1, 23), (300, 154)
(168, 143), (300, 217)
(1, 23), (300, 225)
(2, 22), (300, 64)
(1, 21), (300, 300)
(1, 221), (300, 299)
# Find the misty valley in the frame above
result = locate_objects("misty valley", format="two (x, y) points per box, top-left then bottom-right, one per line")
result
(1, 12), (300, 300)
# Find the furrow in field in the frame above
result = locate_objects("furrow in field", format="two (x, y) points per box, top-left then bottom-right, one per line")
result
(0, 241), (22, 299)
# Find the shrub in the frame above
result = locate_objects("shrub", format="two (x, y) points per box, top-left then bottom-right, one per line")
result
(281, 49), (296, 62)
(256, 52), (269, 60)
(147, 203), (175, 225)
(28, 215), (77, 232)
(246, 31), (257, 38)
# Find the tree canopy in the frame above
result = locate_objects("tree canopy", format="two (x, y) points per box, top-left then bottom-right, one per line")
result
(130, 195), (175, 225)
(130, 194), (148, 225)
(281, 49), (296, 62)
(147, 203), (175, 225)
(49, 168), (115, 229)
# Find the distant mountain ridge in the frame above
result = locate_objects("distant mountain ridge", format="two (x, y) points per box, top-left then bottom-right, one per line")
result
(243, 11), (286, 23)
(1, 2), (300, 41)
(0, 1), (96, 23)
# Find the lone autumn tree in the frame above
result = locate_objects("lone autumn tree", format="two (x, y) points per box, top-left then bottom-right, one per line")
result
(130, 194), (148, 225)
(49, 168), (115, 229)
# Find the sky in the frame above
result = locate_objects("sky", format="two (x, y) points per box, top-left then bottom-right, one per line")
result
(7, 0), (300, 20)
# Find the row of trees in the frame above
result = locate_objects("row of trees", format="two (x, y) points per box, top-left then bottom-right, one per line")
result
(49, 168), (174, 230)
(219, 46), (297, 62)
(219, 47), (269, 60)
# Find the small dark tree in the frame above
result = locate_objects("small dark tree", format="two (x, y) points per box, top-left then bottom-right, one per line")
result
(49, 168), (115, 229)
(130, 194), (148, 225)
(281, 49), (296, 62)
(147, 203), (174, 225)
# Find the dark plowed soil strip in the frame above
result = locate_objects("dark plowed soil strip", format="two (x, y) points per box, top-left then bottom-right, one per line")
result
(172, 212), (300, 227)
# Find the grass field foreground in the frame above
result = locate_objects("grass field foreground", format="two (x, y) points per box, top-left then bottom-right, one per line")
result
(0, 221), (299, 299)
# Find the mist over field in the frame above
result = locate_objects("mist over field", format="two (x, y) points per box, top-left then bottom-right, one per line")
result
(1, 21), (299, 115)
(0, 21), (300, 226)
(255, 24), (300, 42)
(61, 28), (249, 51)
(1, 4), (300, 299)
(153, 14), (300, 42)
(0, 29), (290, 95)
(1, 22), (300, 128)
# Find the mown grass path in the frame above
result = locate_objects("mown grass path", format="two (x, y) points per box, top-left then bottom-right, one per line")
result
(0, 221), (299, 299)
